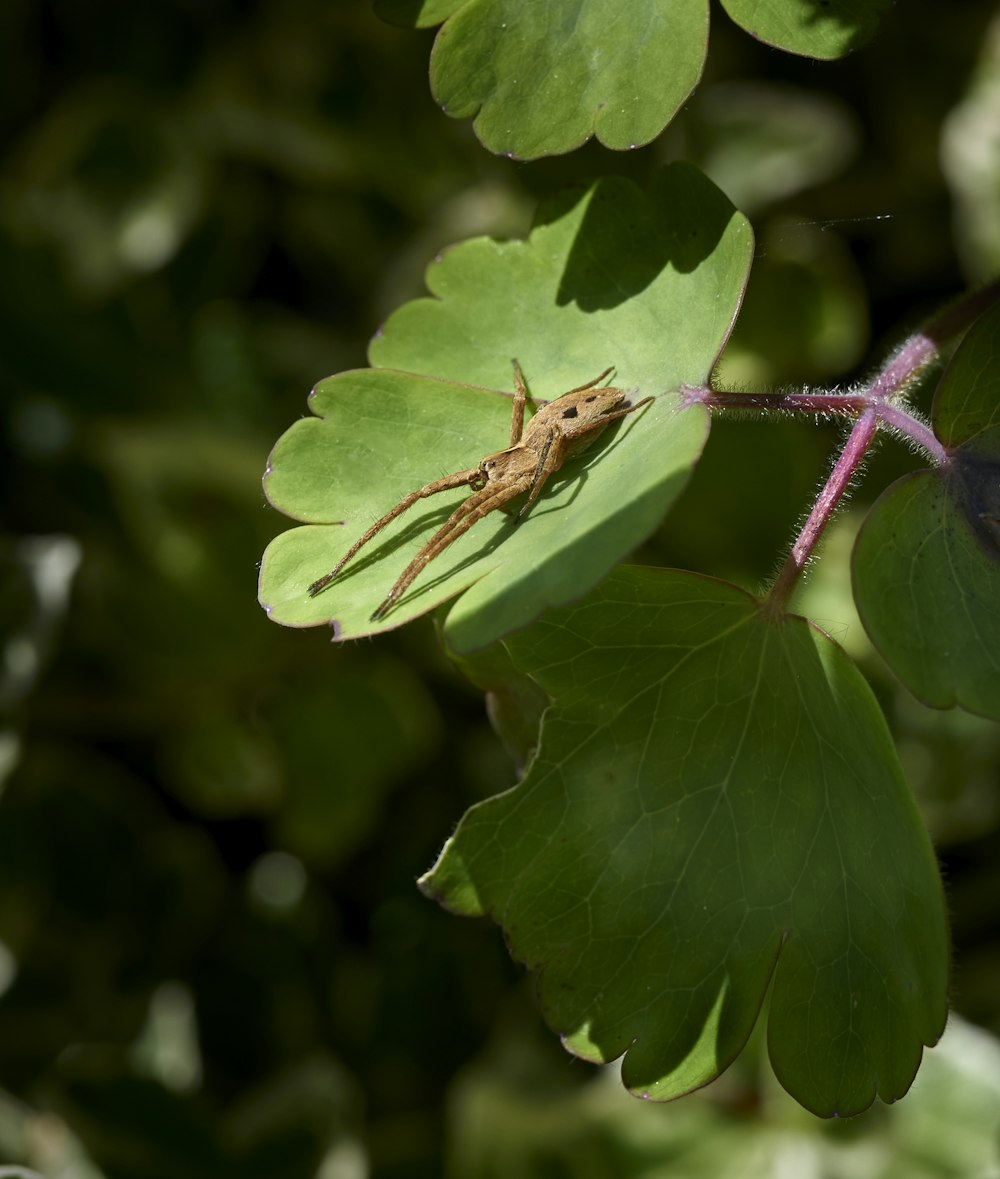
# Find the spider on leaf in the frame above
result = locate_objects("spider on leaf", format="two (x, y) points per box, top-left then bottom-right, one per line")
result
(308, 360), (652, 621)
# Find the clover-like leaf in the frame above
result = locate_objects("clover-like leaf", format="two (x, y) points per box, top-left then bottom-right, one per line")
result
(259, 165), (752, 651)
(853, 302), (1000, 719)
(421, 566), (948, 1117)
(375, 0), (888, 159)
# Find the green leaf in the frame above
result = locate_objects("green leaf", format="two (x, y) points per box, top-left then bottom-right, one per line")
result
(259, 165), (752, 651)
(429, 0), (708, 158)
(421, 566), (948, 1117)
(933, 302), (1000, 446)
(376, 0), (888, 159)
(720, 0), (890, 60)
(853, 303), (1000, 718)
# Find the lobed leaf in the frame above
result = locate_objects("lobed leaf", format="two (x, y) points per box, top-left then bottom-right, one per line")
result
(421, 566), (949, 1116)
(375, 0), (887, 159)
(853, 302), (1000, 718)
(259, 165), (752, 651)
(428, 0), (707, 158)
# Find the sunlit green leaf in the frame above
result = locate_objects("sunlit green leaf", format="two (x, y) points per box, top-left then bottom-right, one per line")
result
(422, 566), (948, 1116)
(427, 0), (707, 158)
(259, 165), (752, 650)
(375, 0), (889, 159)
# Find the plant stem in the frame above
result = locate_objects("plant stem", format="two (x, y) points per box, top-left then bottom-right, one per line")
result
(765, 409), (878, 614)
(691, 383), (945, 463)
(698, 389), (869, 415)
(877, 402), (948, 464)
(701, 280), (1000, 614)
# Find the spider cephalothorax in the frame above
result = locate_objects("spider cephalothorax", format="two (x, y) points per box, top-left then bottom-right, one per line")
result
(308, 360), (651, 620)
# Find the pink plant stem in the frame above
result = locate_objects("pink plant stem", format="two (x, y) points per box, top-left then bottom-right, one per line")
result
(765, 408), (878, 613)
(877, 402), (948, 464)
(700, 280), (1000, 613)
(699, 384), (947, 464)
(866, 334), (936, 402)
(702, 390), (869, 415)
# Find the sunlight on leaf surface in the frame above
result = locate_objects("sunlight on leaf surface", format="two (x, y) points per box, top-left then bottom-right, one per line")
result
(422, 567), (948, 1117)
(376, 0), (887, 159)
(429, 0), (707, 158)
(259, 165), (752, 649)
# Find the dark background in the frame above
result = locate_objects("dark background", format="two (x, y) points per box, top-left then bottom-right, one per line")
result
(2, 2), (1000, 1176)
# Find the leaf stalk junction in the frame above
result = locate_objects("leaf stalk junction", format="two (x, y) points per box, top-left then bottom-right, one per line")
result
(684, 282), (1000, 613)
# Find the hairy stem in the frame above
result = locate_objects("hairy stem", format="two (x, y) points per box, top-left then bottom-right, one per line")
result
(877, 402), (948, 464)
(701, 281), (1000, 613)
(696, 388), (870, 415)
(765, 409), (878, 613)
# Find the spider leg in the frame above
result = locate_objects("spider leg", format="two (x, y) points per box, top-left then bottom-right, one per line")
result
(509, 358), (530, 446)
(308, 466), (481, 597)
(515, 428), (556, 521)
(371, 479), (528, 620)
(563, 366), (615, 395)
(510, 365), (616, 444)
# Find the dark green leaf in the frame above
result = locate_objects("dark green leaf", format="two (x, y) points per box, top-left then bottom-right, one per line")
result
(933, 305), (1000, 446)
(853, 302), (1000, 718)
(422, 567), (948, 1116)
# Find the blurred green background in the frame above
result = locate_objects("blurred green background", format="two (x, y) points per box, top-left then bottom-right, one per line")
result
(2, 2), (1000, 1176)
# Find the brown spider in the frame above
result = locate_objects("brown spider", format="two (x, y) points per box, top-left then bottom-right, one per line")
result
(308, 360), (652, 621)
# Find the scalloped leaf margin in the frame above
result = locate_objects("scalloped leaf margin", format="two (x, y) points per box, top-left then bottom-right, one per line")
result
(374, 0), (889, 159)
(259, 165), (752, 651)
(422, 566), (949, 1116)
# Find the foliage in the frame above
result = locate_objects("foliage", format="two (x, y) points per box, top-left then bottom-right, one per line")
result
(2, 0), (1000, 1176)
(376, 0), (890, 157)
(854, 303), (1000, 716)
(260, 165), (745, 646)
(423, 568), (947, 1116)
(255, 0), (1000, 1127)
